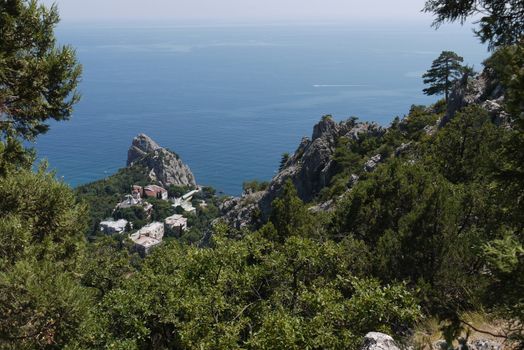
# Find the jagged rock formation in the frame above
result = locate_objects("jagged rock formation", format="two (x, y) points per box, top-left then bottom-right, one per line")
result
(258, 117), (384, 216)
(360, 332), (400, 350)
(220, 117), (385, 228)
(445, 69), (508, 125)
(364, 154), (382, 172)
(219, 191), (265, 229)
(127, 134), (197, 188)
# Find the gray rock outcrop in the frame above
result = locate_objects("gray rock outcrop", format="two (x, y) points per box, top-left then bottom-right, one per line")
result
(364, 154), (382, 172)
(257, 118), (384, 217)
(468, 339), (501, 350)
(219, 191), (265, 229)
(360, 332), (400, 350)
(127, 134), (197, 188)
(127, 134), (161, 165)
(219, 117), (385, 226)
(444, 70), (508, 126)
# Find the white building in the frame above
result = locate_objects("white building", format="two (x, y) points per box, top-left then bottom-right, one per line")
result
(182, 189), (200, 201)
(117, 194), (141, 209)
(130, 222), (165, 256)
(99, 219), (128, 234)
(165, 214), (188, 234)
(137, 222), (164, 240)
(132, 235), (162, 256)
(172, 198), (196, 214)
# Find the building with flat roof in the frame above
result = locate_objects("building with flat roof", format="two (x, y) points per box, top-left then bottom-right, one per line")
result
(99, 219), (128, 234)
(132, 235), (162, 256)
(165, 214), (188, 235)
(117, 194), (141, 209)
(130, 221), (165, 256)
(144, 185), (168, 200)
(137, 222), (164, 240)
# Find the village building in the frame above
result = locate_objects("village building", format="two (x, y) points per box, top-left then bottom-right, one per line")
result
(165, 214), (188, 235)
(143, 201), (154, 218)
(130, 222), (165, 256)
(144, 184), (168, 200)
(132, 235), (162, 256)
(137, 221), (165, 240)
(182, 189), (199, 201)
(114, 192), (153, 219)
(117, 194), (141, 209)
(131, 185), (143, 199)
(99, 219), (129, 234)
(172, 197), (196, 214)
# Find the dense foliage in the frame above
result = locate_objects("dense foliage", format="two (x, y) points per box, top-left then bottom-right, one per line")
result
(424, 0), (524, 50)
(0, 0), (523, 349)
(0, 0), (82, 141)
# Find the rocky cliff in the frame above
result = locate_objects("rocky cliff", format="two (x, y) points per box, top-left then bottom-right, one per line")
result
(127, 134), (197, 188)
(219, 67), (511, 229)
(445, 68), (508, 125)
(220, 117), (384, 228)
(258, 116), (384, 215)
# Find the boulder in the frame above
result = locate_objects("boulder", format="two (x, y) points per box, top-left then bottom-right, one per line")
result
(360, 332), (400, 350)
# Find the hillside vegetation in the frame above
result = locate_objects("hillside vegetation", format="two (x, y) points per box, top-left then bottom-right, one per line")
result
(0, 0), (523, 349)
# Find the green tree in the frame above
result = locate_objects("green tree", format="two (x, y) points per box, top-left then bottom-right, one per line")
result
(423, 0), (524, 50)
(423, 51), (465, 102)
(0, 167), (88, 266)
(0, 168), (93, 348)
(91, 225), (420, 349)
(330, 159), (491, 313)
(429, 105), (502, 183)
(0, 261), (94, 349)
(279, 152), (290, 171)
(167, 184), (190, 198)
(242, 180), (269, 194)
(482, 232), (524, 347)
(269, 180), (313, 242)
(0, 0), (82, 141)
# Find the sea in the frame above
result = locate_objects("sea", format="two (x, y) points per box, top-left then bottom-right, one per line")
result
(34, 21), (488, 195)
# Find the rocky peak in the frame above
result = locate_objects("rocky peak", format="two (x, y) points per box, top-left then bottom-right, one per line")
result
(127, 134), (161, 166)
(126, 134), (197, 188)
(445, 70), (508, 126)
(220, 116), (386, 227)
(312, 116), (339, 141)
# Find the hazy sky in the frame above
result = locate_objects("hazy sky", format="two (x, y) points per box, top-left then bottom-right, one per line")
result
(40, 0), (433, 22)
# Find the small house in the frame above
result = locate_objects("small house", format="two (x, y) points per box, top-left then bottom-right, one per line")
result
(165, 214), (188, 235)
(99, 219), (128, 234)
(130, 222), (165, 256)
(144, 185), (168, 200)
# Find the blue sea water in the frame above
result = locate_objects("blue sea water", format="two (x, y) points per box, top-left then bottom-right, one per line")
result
(34, 21), (488, 195)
